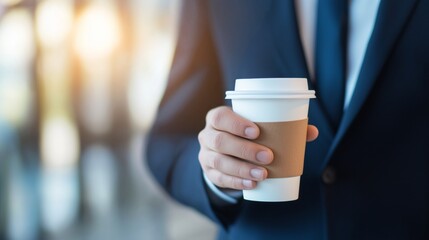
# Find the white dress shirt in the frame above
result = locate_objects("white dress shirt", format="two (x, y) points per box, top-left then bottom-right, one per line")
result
(205, 0), (382, 204)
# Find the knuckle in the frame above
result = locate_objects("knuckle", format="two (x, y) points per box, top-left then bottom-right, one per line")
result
(209, 153), (222, 170)
(198, 151), (210, 172)
(230, 118), (244, 134)
(197, 130), (205, 144)
(198, 149), (205, 165)
(236, 165), (249, 178)
(207, 108), (223, 127)
(206, 109), (213, 123)
(198, 149), (203, 161)
(206, 170), (217, 184)
(239, 144), (253, 160)
(213, 173), (225, 187)
(212, 132), (225, 150)
(232, 177), (244, 189)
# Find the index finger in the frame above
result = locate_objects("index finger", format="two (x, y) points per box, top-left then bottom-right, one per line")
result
(206, 106), (260, 139)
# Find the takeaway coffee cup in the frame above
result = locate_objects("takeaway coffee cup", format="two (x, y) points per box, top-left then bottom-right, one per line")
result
(225, 78), (316, 202)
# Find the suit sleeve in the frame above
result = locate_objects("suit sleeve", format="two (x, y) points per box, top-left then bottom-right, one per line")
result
(146, 0), (242, 228)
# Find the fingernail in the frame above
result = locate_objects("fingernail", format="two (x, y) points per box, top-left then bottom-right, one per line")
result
(244, 127), (258, 138)
(250, 168), (264, 180)
(243, 179), (254, 189)
(256, 151), (271, 164)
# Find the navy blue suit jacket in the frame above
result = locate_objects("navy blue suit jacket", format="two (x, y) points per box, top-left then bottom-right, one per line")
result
(147, 1), (429, 239)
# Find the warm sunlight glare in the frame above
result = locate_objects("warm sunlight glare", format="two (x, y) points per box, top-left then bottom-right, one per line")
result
(74, 2), (121, 60)
(36, 0), (74, 48)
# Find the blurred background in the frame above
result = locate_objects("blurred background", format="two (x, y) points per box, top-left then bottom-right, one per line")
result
(0, 0), (216, 239)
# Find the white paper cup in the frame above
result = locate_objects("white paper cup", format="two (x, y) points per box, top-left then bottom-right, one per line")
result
(226, 78), (315, 202)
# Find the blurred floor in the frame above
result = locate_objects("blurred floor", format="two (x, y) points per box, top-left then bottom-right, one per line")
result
(1, 130), (217, 240)
(44, 134), (217, 240)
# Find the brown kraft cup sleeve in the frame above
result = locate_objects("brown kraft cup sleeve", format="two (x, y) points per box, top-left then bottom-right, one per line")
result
(254, 119), (308, 178)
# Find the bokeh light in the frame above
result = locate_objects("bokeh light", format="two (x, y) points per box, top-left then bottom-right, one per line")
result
(0, 75), (32, 127)
(41, 167), (80, 234)
(36, 0), (74, 48)
(81, 144), (118, 218)
(0, 8), (34, 128)
(0, 8), (34, 67)
(41, 117), (80, 169)
(74, 2), (121, 60)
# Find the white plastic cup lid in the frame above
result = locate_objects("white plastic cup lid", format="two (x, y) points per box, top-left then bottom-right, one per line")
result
(226, 78), (315, 99)
(235, 78), (309, 91)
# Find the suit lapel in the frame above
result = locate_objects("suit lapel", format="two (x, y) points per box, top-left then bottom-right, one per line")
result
(270, 1), (309, 80)
(322, 0), (420, 167)
(269, 1), (335, 171)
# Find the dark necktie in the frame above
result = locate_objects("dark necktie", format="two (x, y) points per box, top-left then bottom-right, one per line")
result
(315, 0), (348, 130)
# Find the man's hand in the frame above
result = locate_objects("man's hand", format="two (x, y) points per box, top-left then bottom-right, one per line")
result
(198, 106), (319, 190)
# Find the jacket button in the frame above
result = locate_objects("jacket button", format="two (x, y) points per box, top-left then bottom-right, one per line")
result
(322, 166), (336, 184)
